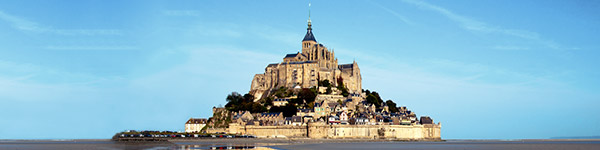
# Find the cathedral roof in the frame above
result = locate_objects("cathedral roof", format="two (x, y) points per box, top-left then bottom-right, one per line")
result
(291, 61), (316, 64)
(303, 17), (316, 42)
(338, 64), (354, 69)
(302, 29), (316, 42)
(284, 53), (299, 58)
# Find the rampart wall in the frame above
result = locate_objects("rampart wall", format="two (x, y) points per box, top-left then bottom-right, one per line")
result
(228, 123), (441, 140)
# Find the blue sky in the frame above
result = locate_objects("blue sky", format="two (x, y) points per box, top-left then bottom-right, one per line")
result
(0, 0), (598, 139)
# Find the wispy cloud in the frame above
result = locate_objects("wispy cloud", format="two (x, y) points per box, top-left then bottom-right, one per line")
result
(0, 60), (110, 102)
(162, 10), (201, 16)
(49, 29), (122, 36)
(44, 45), (138, 50)
(185, 22), (300, 47)
(249, 24), (301, 47)
(128, 44), (282, 98)
(333, 44), (566, 90)
(0, 10), (39, 31)
(0, 10), (122, 36)
(491, 45), (530, 50)
(191, 24), (244, 38)
(400, 0), (562, 50)
(369, 1), (415, 25)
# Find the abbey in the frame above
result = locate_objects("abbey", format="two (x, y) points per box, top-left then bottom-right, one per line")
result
(250, 19), (362, 100)
(191, 14), (440, 141)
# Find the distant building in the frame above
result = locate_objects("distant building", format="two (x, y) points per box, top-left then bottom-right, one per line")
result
(185, 118), (207, 133)
(186, 12), (442, 140)
(339, 111), (349, 124)
(232, 111), (254, 124)
(420, 116), (434, 124)
(249, 17), (362, 101)
(255, 112), (284, 125)
(285, 116), (304, 126)
(273, 98), (290, 106)
(328, 115), (340, 124)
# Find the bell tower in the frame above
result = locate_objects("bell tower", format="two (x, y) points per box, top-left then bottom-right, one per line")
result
(302, 3), (317, 55)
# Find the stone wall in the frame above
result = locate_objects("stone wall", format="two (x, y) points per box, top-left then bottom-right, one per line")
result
(206, 128), (228, 134)
(230, 122), (441, 140)
(232, 124), (308, 138)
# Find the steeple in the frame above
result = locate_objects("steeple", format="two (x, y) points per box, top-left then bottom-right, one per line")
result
(302, 3), (316, 42)
(308, 2), (311, 29)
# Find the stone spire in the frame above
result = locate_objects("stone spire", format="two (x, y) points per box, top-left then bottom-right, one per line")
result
(303, 3), (316, 42)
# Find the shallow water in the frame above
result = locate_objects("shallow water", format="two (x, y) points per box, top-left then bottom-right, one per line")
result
(1, 139), (598, 150)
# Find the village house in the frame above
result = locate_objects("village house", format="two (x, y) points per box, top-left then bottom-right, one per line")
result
(185, 118), (207, 133)
(285, 116), (304, 126)
(255, 112), (284, 125)
(232, 111), (254, 125)
(339, 111), (349, 124)
(273, 98), (290, 106)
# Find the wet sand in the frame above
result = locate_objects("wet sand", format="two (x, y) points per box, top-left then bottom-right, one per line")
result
(272, 140), (600, 150)
(0, 139), (598, 150)
(171, 139), (600, 150)
(0, 139), (175, 150)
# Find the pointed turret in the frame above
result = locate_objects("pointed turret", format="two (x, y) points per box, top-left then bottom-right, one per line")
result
(302, 3), (317, 55)
(302, 16), (316, 42)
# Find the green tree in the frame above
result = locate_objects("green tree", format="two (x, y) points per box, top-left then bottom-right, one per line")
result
(225, 92), (243, 108)
(371, 91), (383, 107)
(336, 76), (349, 97)
(366, 94), (380, 108)
(263, 97), (273, 107)
(269, 104), (297, 117)
(243, 93), (254, 103)
(386, 100), (399, 113)
(249, 102), (267, 113)
(298, 88), (316, 104)
(320, 79), (331, 87)
(273, 87), (288, 98)
(326, 86), (332, 94)
(365, 90), (384, 108)
(225, 92), (266, 113)
(337, 76), (344, 87)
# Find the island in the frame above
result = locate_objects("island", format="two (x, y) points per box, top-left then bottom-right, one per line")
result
(183, 17), (441, 141)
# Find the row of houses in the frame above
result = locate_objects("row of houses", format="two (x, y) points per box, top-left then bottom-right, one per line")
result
(185, 92), (436, 133)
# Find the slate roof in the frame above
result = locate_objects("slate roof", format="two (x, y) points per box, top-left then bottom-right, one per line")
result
(287, 61), (317, 65)
(259, 112), (282, 117)
(303, 29), (316, 42)
(292, 116), (303, 122)
(284, 53), (299, 58)
(274, 98), (289, 102)
(338, 64), (354, 69)
(186, 118), (207, 124)
(327, 102), (339, 108)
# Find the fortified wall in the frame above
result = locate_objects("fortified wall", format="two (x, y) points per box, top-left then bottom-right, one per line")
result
(229, 123), (441, 140)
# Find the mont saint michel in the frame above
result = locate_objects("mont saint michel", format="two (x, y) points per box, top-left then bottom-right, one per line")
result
(4, 0), (600, 149)
(179, 17), (442, 140)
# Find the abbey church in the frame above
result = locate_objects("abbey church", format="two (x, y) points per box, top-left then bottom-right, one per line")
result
(250, 18), (362, 100)
(187, 10), (440, 140)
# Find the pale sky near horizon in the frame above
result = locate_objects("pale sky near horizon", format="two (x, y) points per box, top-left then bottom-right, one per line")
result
(0, 0), (599, 139)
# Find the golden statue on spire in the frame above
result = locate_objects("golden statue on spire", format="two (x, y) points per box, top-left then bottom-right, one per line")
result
(308, 2), (312, 29)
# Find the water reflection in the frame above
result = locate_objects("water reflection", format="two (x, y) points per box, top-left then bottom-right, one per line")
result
(180, 144), (276, 150)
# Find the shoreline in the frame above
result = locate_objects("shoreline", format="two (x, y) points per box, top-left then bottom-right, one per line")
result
(2, 139), (598, 150)
(2, 138), (600, 144)
(169, 138), (445, 143)
(3, 138), (600, 142)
